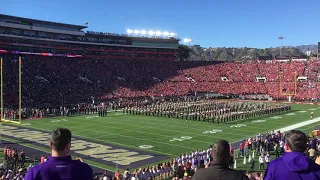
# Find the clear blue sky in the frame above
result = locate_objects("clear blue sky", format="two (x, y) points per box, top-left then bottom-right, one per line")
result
(1, 0), (319, 48)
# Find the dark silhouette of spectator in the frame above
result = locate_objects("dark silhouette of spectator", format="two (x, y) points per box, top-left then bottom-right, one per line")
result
(25, 128), (93, 180)
(192, 140), (249, 180)
(264, 130), (320, 180)
(249, 157), (255, 172)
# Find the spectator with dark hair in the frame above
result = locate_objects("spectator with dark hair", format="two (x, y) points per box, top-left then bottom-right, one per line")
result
(192, 140), (249, 180)
(24, 128), (93, 180)
(264, 130), (320, 180)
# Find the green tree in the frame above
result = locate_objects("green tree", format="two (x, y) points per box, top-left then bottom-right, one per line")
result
(177, 45), (191, 61)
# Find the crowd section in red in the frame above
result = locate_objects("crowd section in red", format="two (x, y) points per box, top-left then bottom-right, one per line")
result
(2, 56), (319, 106)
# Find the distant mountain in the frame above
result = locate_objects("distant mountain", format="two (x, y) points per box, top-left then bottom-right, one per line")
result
(179, 44), (318, 61)
(294, 44), (318, 53)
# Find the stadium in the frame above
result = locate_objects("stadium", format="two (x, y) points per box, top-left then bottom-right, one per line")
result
(0, 11), (320, 180)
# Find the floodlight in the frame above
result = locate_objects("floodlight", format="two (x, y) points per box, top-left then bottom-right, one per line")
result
(127, 29), (132, 34)
(156, 31), (162, 36)
(134, 30), (140, 34)
(169, 32), (176, 37)
(149, 30), (155, 35)
(183, 38), (193, 43)
(141, 30), (147, 35)
(163, 31), (169, 36)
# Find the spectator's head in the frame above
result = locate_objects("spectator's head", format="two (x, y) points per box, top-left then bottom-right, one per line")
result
(284, 130), (308, 152)
(246, 171), (252, 178)
(49, 128), (72, 156)
(211, 140), (231, 166)
(256, 172), (261, 179)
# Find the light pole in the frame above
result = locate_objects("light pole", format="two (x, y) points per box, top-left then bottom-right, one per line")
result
(306, 49), (311, 61)
(278, 36), (285, 56)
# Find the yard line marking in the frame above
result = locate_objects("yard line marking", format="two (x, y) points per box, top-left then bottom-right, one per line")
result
(89, 114), (305, 135)
(5, 124), (176, 157)
(33, 116), (243, 142)
(84, 119), (251, 138)
(30, 118), (225, 145)
(88, 115), (271, 134)
(16, 113), (319, 157)
(18, 121), (197, 150)
(25, 113), (312, 148)
(275, 118), (320, 132)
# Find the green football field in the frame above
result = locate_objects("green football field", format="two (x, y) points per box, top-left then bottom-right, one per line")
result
(1, 103), (320, 172)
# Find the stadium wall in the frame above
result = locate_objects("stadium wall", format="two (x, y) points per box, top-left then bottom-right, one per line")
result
(132, 41), (178, 48)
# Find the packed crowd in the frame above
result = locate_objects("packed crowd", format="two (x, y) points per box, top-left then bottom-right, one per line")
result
(2, 128), (319, 180)
(2, 55), (320, 107)
(2, 101), (115, 120)
(1, 147), (28, 180)
(124, 99), (291, 123)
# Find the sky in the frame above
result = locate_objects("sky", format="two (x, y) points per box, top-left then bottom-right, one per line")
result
(1, 0), (320, 48)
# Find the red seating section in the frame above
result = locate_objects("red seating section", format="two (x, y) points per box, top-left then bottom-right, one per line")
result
(2, 56), (318, 105)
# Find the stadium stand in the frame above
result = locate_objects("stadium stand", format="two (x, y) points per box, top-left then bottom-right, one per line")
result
(1, 55), (320, 107)
(1, 14), (320, 180)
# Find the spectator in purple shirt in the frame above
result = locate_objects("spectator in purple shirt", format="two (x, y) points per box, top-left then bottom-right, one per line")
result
(264, 130), (320, 180)
(25, 128), (93, 180)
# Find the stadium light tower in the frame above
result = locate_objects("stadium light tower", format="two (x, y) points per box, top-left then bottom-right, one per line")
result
(183, 38), (193, 46)
(127, 29), (133, 34)
(134, 30), (140, 35)
(278, 36), (285, 56)
(148, 30), (155, 36)
(183, 38), (193, 43)
(141, 30), (147, 35)
(155, 31), (162, 36)
(306, 48), (311, 61)
(169, 32), (176, 37)
(126, 29), (176, 38)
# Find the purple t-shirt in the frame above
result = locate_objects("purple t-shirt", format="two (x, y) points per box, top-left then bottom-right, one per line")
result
(264, 152), (320, 180)
(25, 155), (93, 180)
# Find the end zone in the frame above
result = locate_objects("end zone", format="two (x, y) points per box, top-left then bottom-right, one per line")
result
(0, 125), (169, 169)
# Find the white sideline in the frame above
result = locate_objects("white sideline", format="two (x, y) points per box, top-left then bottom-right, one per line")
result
(275, 117), (320, 132)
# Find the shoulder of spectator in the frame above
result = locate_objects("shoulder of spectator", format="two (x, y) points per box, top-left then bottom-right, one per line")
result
(268, 156), (283, 165)
(25, 164), (42, 180)
(73, 159), (93, 170)
(232, 169), (250, 178)
(191, 169), (200, 180)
